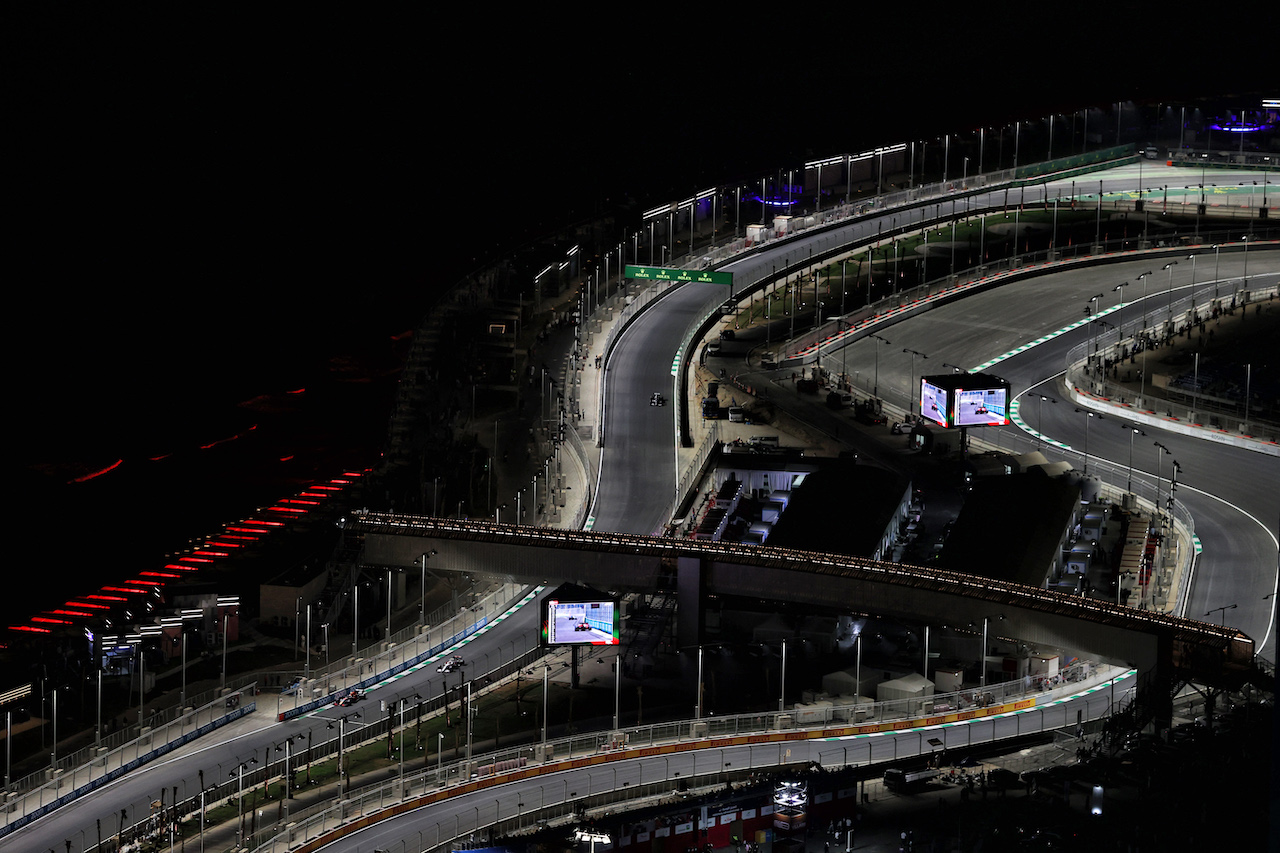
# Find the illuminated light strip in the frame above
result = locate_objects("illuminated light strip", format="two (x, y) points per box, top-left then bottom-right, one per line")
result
(139, 571), (181, 579)
(101, 586), (148, 594)
(31, 616), (72, 624)
(68, 459), (123, 484)
(48, 609), (94, 618)
(163, 564), (199, 572)
(280, 498), (321, 506)
(10, 625), (51, 633)
(193, 549), (230, 557)
(86, 594), (129, 602)
(266, 506), (308, 514)
(69, 601), (111, 610)
(178, 556), (214, 564)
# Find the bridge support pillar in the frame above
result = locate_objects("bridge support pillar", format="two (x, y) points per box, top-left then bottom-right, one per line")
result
(677, 556), (704, 647)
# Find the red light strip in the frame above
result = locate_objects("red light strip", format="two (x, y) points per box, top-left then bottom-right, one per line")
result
(86, 594), (129, 602)
(101, 587), (147, 595)
(68, 459), (123, 484)
(49, 609), (93, 618)
(31, 616), (72, 624)
(10, 625), (51, 633)
(163, 564), (200, 572)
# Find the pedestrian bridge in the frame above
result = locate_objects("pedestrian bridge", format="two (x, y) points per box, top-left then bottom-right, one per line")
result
(350, 511), (1257, 696)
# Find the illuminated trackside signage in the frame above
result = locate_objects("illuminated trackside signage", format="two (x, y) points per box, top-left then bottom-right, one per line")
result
(625, 265), (734, 286)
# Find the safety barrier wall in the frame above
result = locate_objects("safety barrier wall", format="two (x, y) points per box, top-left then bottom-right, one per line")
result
(0, 698), (255, 838)
(243, 662), (1127, 853)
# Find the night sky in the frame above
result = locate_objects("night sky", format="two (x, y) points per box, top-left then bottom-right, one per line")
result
(5, 9), (1271, 633)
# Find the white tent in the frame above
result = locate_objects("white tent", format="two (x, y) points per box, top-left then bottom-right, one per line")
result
(876, 672), (935, 702)
(822, 668), (859, 697)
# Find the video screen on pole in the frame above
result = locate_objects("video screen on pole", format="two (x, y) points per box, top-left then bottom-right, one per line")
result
(543, 598), (620, 646)
(919, 378), (950, 428)
(955, 386), (1010, 426)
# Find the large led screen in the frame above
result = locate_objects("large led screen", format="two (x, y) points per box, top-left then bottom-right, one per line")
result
(543, 598), (620, 646)
(955, 386), (1010, 426)
(919, 378), (950, 428)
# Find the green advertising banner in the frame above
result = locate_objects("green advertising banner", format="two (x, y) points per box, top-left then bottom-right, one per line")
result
(625, 265), (734, 286)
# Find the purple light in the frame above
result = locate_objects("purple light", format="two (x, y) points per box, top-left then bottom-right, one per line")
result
(1207, 122), (1270, 133)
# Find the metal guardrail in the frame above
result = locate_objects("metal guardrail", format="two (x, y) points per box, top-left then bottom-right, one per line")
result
(1, 688), (256, 834)
(1064, 280), (1280, 442)
(3, 583), (530, 846)
(236, 659), (1122, 853)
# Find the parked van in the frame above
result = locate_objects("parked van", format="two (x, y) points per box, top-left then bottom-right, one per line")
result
(749, 435), (778, 448)
(728, 406), (745, 423)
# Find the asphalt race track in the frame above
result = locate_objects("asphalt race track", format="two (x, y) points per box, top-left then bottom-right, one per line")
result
(6, 164), (1276, 853)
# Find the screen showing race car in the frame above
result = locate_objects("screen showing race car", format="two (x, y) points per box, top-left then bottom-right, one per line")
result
(919, 378), (950, 428)
(544, 598), (619, 646)
(955, 386), (1010, 426)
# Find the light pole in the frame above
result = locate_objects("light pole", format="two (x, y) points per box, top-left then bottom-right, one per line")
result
(1212, 243), (1222, 299)
(904, 348), (928, 415)
(1086, 293), (1104, 355)
(779, 639), (787, 713)
(1112, 282), (1129, 351)
(230, 758), (257, 848)
(1035, 394), (1056, 447)
(974, 614), (1005, 689)
(329, 712), (360, 799)
(398, 694), (421, 791)
(1186, 253), (1198, 323)
(419, 550), (436, 627)
(869, 334), (890, 397)
(1206, 604), (1238, 627)
(199, 784), (216, 853)
(276, 733), (305, 821)
(1240, 234), (1251, 303)
(1075, 408), (1102, 474)
(386, 568), (395, 643)
(1153, 441), (1171, 531)
(1135, 270), (1153, 329)
(1162, 260), (1178, 326)
(1121, 425), (1145, 493)
(541, 664), (549, 748)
